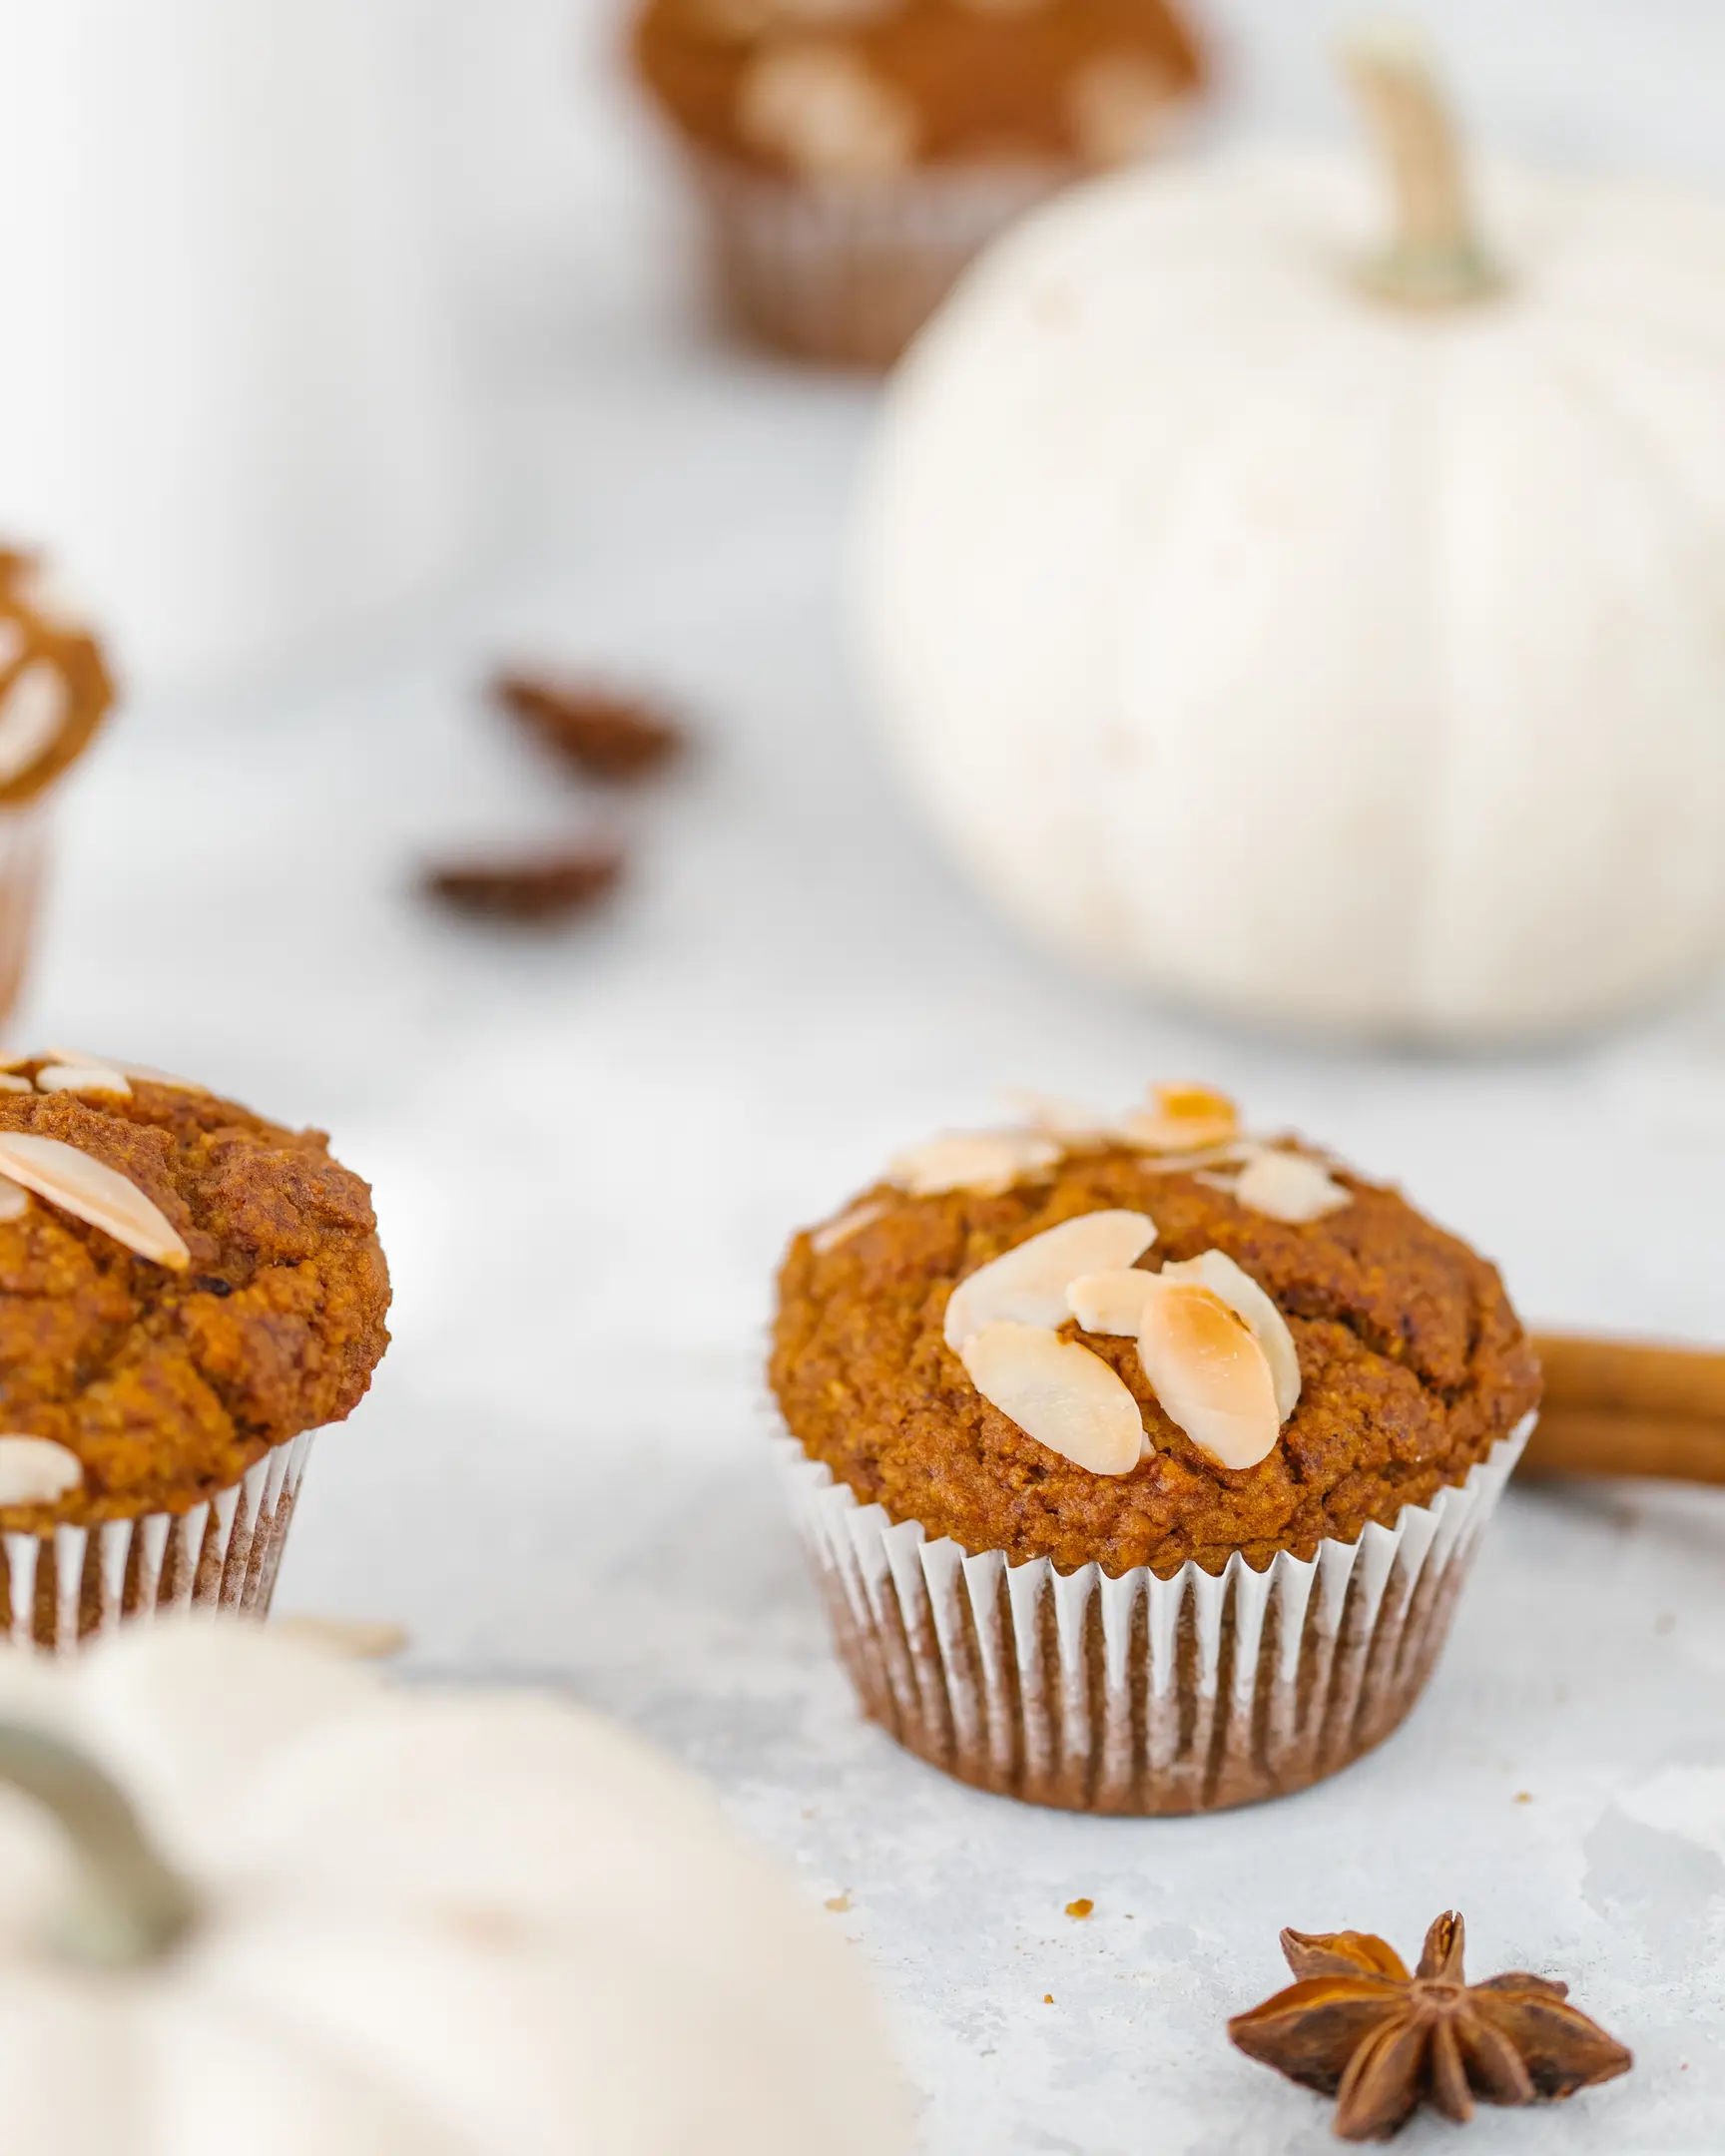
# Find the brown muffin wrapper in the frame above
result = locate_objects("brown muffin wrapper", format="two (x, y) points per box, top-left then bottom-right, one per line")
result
(775, 1416), (1531, 1814)
(0, 1429), (316, 1655)
(0, 800), (50, 1027)
(692, 156), (1074, 368)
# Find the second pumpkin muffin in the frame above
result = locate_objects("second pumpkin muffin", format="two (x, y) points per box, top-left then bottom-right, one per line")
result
(772, 1085), (1538, 1813)
(0, 1050), (389, 1648)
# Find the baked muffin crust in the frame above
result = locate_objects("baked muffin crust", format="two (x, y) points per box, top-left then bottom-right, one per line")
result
(634, 0), (1203, 174)
(772, 1144), (1539, 1574)
(0, 1062), (389, 1527)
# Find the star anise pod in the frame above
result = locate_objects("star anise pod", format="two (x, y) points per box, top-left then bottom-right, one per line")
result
(1228, 1911), (1631, 2142)
(494, 672), (685, 781)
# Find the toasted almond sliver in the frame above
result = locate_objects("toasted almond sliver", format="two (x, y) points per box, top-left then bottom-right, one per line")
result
(959, 1322), (1144, 1476)
(812, 1198), (888, 1256)
(0, 1133), (190, 1269)
(0, 1075), (30, 1094)
(888, 1128), (1063, 1198)
(1069, 50), (1178, 166)
(1000, 1089), (1118, 1143)
(46, 1050), (207, 1094)
(1133, 1142), (1258, 1176)
(1234, 1148), (1352, 1225)
(0, 1435), (82, 1506)
(1121, 1082), (1240, 1155)
(35, 1063), (131, 1097)
(738, 46), (917, 181)
(1157, 1250), (1301, 1421)
(0, 662), (70, 787)
(1067, 1266), (1161, 1337)
(943, 1210), (1156, 1350)
(0, 1178), (27, 1220)
(1137, 1284), (1281, 1470)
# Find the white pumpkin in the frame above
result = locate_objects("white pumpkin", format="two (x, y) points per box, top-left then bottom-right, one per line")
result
(0, 1623), (910, 2154)
(855, 29), (1725, 1042)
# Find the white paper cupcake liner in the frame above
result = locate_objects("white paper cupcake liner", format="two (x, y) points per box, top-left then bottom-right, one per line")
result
(0, 1430), (317, 1656)
(693, 156), (1074, 368)
(776, 1415), (1531, 1814)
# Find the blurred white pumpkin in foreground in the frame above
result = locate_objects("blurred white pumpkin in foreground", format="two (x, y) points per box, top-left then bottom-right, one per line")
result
(0, 1623), (909, 2155)
(855, 31), (1725, 1042)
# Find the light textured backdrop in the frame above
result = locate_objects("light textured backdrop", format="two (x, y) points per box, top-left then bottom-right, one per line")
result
(18, 5), (1725, 2149)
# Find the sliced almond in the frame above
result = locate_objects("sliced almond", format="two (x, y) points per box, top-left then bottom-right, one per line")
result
(0, 662), (69, 787)
(888, 1128), (1063, 1199)
(959, 1322), (1144, 1477)
(0, 1435), (82, 1506)
(1137, 1285), (1281, 1470)
(1157, 1250), (1301, 1421)
(1000, 1089), (1117, 1143)
(1066, 1266), (1161, 1337)
(0, 1074), (30, 1094)
(943, 1210), (1155, 1350)
(46, 1050), (207, 1094)
(0, 1134), (190, 1269)
(1234, 1148), (1352, 1225)
(35, 1063), (131, 1097)
(14, 564), (87, 637)
(1120, 1082), (1240, 1155)
(0, 1178), (27, 1220)
(738, 47), (917, 181)
(812, 1198), (888, 1255)
(1132, 1142), (1258, 1176)
(1068, 51), (1179, 169)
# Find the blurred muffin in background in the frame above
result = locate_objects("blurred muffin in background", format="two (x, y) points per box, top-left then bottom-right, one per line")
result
(0, 552), (116, 1023)
(632, 0), (1206, 366)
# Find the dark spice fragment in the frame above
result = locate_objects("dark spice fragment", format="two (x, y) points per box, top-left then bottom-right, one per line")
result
(494, 672), (685, 781)
(1229, 1911), (1631, 2142)
(422, 841), (624, 924)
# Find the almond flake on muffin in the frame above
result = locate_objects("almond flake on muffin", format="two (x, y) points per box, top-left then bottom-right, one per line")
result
(942, 1209), (1155, 1348)
(958, 1321), (1143, 1476)
(738, 45), (919, 179)
(886, 1126), (1063, 1197)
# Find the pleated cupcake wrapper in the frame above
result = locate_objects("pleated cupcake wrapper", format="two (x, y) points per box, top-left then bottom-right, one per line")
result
(693, 156), (1075, 368)
(775, 1414), (1531, 1814)
(0, 1430), (316, 1655)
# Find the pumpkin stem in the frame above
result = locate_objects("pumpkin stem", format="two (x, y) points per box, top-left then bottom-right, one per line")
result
(1341, 21), (1501, 308)
(0, 1723), (197, 1965)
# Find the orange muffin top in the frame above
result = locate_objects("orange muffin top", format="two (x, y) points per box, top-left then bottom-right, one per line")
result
(0, 1054), (389, 1529)
(771, 1086), (1539, 1575)
(633, 0), (1205, 182)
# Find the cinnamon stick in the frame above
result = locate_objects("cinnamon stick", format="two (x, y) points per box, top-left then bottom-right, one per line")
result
(1519, 1334), (1725, 1485)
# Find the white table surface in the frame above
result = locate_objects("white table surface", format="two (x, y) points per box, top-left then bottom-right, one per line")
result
(26, 330), (1725, 2153)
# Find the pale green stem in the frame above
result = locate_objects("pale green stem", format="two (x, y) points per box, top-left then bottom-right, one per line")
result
(1342, 21), (1502, 308)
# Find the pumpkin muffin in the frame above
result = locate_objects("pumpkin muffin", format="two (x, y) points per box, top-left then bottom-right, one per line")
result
(0, 1051), (389, 1648)
(771, 1085), (1539, 1814)
(632, 0), (1204, 365)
